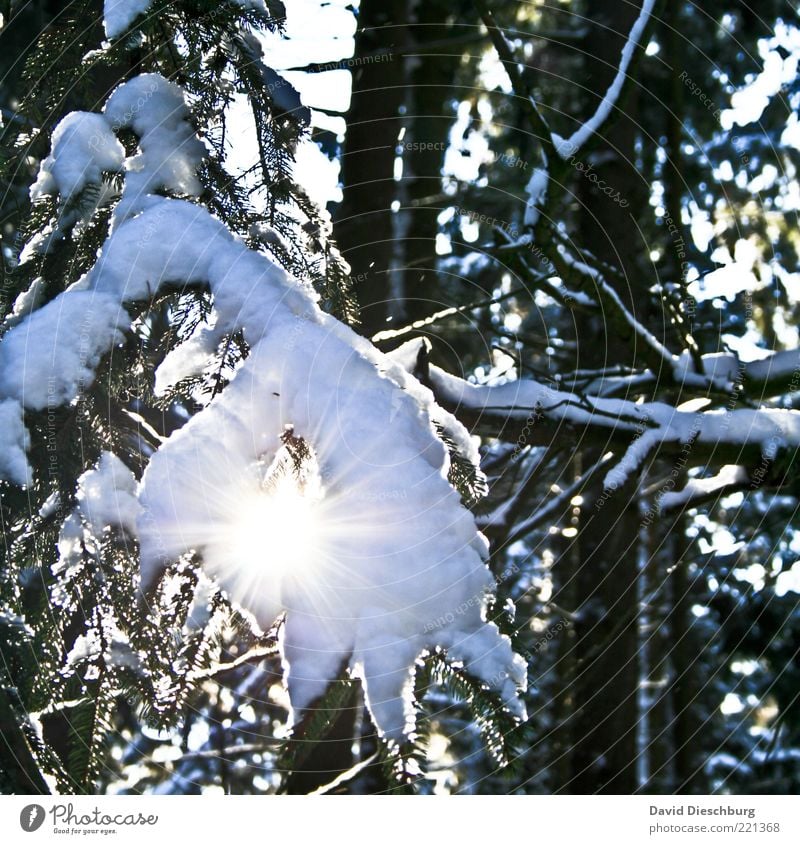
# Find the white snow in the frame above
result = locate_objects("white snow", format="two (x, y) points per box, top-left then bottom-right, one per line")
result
(524, 167), (548, 227)
(104, 0), (269, 39)
(249, 221), (291, 254)
(0, 291), (128, 410)
(153, 322), (223, 397)
(558, 246), (676, 370)
(5, 73), (526, 741)
(53, 513), (84, 581)
(410, 348), (800, 485)
(746, 349), (800, 390)
(0, 399), (32, 486)
(76, 451), (141, 536)
(675, 351), (741, 383)
(65, 628), (102, 669)
(138, 318), (525, 739)
(103, 0), (152, 38)
(6, 278), (45, 325)
(660, 465), (748, 512)
(31, 112), (124, 202)
(39, 491), (61, 519)
(552, 0), (656, 159)
(603, 428), (660, 489)
(104, 74), (206, 222)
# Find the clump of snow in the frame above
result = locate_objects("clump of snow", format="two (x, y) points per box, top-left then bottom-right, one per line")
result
(250, 221), (291, 254)
(53, 513), (84, 581)
(39, 491), (61, 519)
(186, 574), (219, 632)
(0, 291), (128, 410)
(154, 322), (223, 396)
(4, 72), (526, 741)
(139, 328), (526, 739)
(64, 620), (136, 674)
(5, 278), (45, 326)
(31, 112), (124, 202)
(76, 451), (141, 536)
(104, 74), (206, 221)
(103, 0), (153, 39)
(524, 167), (548, 227)
(65, 628), (102, 670)
(0, 399), (32, 486)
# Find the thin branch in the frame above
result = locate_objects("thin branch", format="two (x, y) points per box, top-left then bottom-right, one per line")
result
(173, 741), (280, 764)
(503, 453), (614, 546)
(307, 752), (380, 795)
(190, 644), (279, 682)
(371, 287), (528, 343)
(555, 245), (677, 378)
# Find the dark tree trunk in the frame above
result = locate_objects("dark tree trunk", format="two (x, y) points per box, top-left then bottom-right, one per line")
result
(395, 3), (457, 326)
(552, 0), (653, 794)
(334, 0), (410, 337)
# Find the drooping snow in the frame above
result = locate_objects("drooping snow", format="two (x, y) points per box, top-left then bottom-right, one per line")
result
(104, 74), (206, 222)
(0, 291), (128, 411)
(138, 325), (525, 738)
(6, 73), (526, 741)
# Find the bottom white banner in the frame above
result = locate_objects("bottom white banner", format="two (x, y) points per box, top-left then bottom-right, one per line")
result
(2, 794), (798, 843)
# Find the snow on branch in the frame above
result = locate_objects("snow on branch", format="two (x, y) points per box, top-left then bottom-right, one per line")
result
(552, 247), (786, 397)
(103, 0), (269, 39)
(2, 73), (527, 743)
(659, 465), (749, 513)
(556, 247), (676, 376)
(552, 0), (657, 159)
(394, 339), (800, 493)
